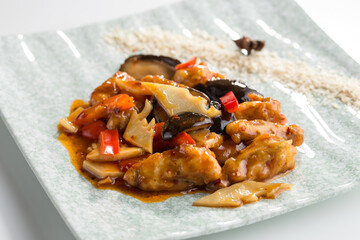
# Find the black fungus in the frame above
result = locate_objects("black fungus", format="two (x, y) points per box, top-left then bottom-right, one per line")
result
(162, 112), (213, 140)
(194, 79), (261, 104)
(120, 54), (181, 80)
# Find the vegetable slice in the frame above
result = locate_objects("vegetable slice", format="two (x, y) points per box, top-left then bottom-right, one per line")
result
(193, 180), (292, 208)
(219, 91), (240, 113)
(99, 129), (120, 155)
(153, 122), (165, 140)
(172, 132), (196, 146)
(175, 56), (197, 70)
(59, 118), (78, 133)
(58, 107), (84, 133)
(81, 120), (107, 140)
(86, 147), (145, 161)
(123, 100), (156, 153)
(82, 160), (123, 179)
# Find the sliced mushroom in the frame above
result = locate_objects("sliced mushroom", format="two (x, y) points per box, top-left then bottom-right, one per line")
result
(119, 55), (181, 80)
(193, 180), (292, 208)
(194, 79), (261, 104)
(141, 82), (221, 118)
(148, 89), (212, 123)
(162, 112), (213, 140)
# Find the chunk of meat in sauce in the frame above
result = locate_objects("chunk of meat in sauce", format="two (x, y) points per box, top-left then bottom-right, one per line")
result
(172, 63), (226, 87)
(141, 75), (189, 88)
(73, 94), (134, 127)
(222, 134), (297, 184)
(226, 119), (304, 146)
(90, 72), (136, 106)
(123, 144), (222, 191)
(211, 137), (246, 165)
(234, 93), (287, 124)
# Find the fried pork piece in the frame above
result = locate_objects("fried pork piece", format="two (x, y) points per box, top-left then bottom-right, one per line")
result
(222, 134), (297, 184)
(234, 93), (287, 124)
(172, 63), (226, 87)
(123, 144), (222, 191)
(211, 137), (246, 165)
(90, 72), (136, 106)
(188, 129), (224, 149)
(226, 119), (304, 146)
(141, 75), (189, 88)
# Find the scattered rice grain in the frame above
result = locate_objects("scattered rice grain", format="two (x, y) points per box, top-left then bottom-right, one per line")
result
(105, 27), (360, 109)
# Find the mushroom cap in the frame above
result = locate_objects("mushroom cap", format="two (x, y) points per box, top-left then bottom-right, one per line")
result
(119, 54), (181, 80)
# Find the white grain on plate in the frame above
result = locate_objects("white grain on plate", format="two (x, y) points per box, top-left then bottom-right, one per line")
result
(105, 27), (360, 109)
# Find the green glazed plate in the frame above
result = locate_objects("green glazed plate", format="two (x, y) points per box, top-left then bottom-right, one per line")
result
(0, 0), (359, 239)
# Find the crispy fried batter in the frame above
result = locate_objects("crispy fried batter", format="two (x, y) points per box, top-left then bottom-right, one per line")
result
(90, 72), (136, 106)
(210, 137), (246, 165)
(222, 134), (297, 184)
(234, 93), (287, 124)
(172, 63), (226, 87)
(123, 144), (222, 191)
(226, 119), (304, 146)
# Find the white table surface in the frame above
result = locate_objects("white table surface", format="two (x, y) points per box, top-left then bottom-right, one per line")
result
(0, 1), (359, 240)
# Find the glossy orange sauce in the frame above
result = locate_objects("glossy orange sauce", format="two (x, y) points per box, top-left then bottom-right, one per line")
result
(58, 131), (203, 203)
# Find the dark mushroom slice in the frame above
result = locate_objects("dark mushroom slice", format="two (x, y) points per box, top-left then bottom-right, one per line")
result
(194, 79), (261, 104)
(120, 55), (181, 80)
(162, 112), (213, 140)
(147, 100), (170, 123)
(210, 110), (236, 134)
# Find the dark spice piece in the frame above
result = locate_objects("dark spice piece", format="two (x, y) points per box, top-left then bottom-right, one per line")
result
(234, 36), (265, 55)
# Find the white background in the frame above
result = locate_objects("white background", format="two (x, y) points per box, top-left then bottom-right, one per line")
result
(0, 1), (359, 240)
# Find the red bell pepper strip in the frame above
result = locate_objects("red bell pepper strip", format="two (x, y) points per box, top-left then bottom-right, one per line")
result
(172, 132), (196, 146)
(219, 91), (240, 113)
(175, 56), (197, 70)
(81, 120), (107, 140)
(102, 94), (134, 111)
(153, 122), (165, 141)
(99, 129), (119, 155)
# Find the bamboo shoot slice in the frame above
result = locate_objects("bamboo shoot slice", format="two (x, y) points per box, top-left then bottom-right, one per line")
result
(83, 160), (123, 179)
(193, 180), (292, 208)
(86, 147), (145, 161)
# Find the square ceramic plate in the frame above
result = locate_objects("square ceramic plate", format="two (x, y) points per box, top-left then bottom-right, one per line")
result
(0, 0), (359, 239)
